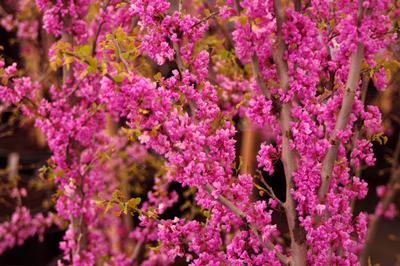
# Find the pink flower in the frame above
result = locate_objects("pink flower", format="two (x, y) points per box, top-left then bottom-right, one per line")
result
(257, 143), (278, 175)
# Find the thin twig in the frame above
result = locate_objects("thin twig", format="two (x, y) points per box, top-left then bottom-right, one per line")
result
(272, 0), (307, 264)
(203, 184), (289, 265)
(64, 51), (114, 80)
(92, 21), (105, 57)
(114, 37), (130, 72)
(62, 22), (88, 258)
(178, 0), (183, 12)
(91, 0), (111, 57)
(171, 1), (186, 74)
(251, 55), (271, 98)
(190, 10), (220, 29)
(233, 0), (242, 12)
(257, 175), (284, 206)
(131, 240), (143, 261)
(293, 0), (301, 11)
(172, 42), (185, 74)
(318, 0), (365, 202)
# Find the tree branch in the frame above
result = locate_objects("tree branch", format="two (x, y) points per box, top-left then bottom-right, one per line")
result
(318, 0), (365, 202)
(91, 0), (111, 57)
(203, 184), (289, 265)
(62, 19), (88, 258)
(272, 0), (307, 264)
(190, 10), (220, 29)
(251, 55), (271, 98)
(114, 37), (130, 72)
(293, 0), (301, 11)
(131, 240), (143, 261)
(257, 175), (284, 207)
(318, 45), (364, 201)
(172, 42), (185, 74)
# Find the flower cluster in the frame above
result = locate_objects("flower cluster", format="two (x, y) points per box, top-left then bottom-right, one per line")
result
(0, 207), (53, 254)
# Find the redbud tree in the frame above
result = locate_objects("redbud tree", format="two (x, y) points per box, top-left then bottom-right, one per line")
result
(0, 0), (399, 265)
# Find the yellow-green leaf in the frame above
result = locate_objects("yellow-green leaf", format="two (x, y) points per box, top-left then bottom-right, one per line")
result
(113, 74), (124, 83)
(76, 44), (92, 58)
(127, 197), (141, 209)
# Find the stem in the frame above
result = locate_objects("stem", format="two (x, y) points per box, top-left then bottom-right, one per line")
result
(251, 55), (271, 98)
(273, 0), (307, 264)
(318, 0), (365, 202)
(318, 44), (365, 201)
(293, 0), (301, 11)
(203, 184), (289, 265)
(62, 33), (74, 84)
(178, 0), (182, 12)
(131, 240), (143, 262)
(72, 174), (87, 256)
(91, 0), (111, 57)
(258, 175), (284, 207)
(92, 21), (105, 57)
(233, 0), (241, 13)
(190, 10), (220, 29)
(62, 24), (88, 258)
(172, 42), (185, 74)
(114, 37), (130, 72)
(64, 50), (115, 81)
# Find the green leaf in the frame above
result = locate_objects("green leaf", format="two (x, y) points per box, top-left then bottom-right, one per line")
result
(101, 62), (108, 75)
(64, 55), (74, 68)
(115, 27), (126, 42)
(113, 74), (124, 83)
(87, 57), (98, 74)
(370, 132), (388, 145)
(203, 209), (211, 218)
(76, 44), (92, 58)
(254, 183), (268, 193)
(123, 203), (128, 214)
(153, 72), (162, 81)
(121, 52), (130, 60)
(229, 15), (248, 25)
(112, 190), (123, 202)
(127, 197), (141, 209)
(148, 241), (161, 252)
(38, 165), (49, 176)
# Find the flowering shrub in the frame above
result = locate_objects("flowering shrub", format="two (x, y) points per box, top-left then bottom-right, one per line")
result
(0, 0), (399, 265)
